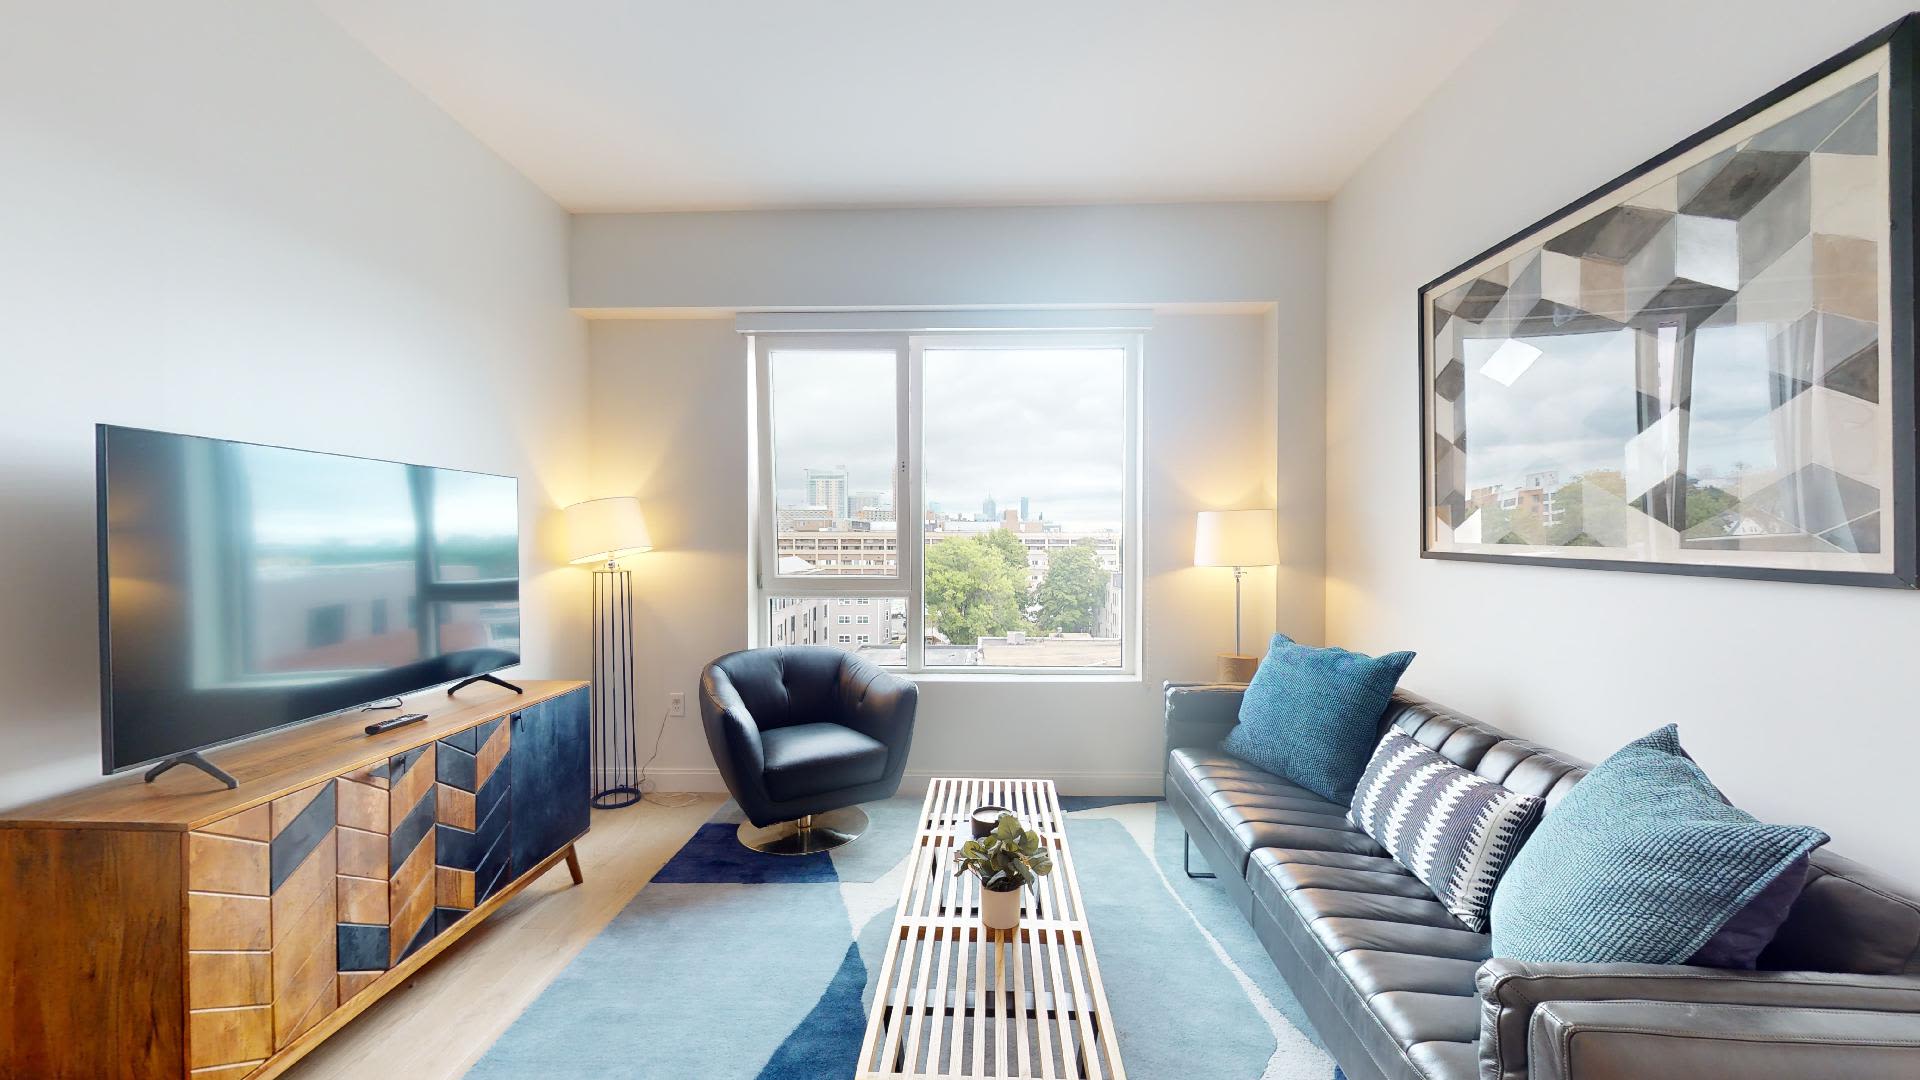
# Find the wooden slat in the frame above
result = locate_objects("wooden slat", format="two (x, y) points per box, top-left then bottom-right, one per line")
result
(474, 718), (510, 789)
(336, 971), (382, 1003)
(189, 893), (271, 952)
(335, 826), (386, 880)
(269, 784), (326, 839)
(189, 950), (271, 1009)
(188, 1005), (272, 1070)
(271, 833), (338, 1049)
(388, 833), (435, 964)
(856, 778), (1125, 1080)
(388, 745), (437, 829)
(436, 784), (476, 831)
(334, 777), (386, 833)
(0, 681), (583, 833)
(189, 832), (271, 896)
(190, 1060), (268, 1080)
(198, 805), (271, 842)
(336, 874), (387, 925)
(341, 762), (389, 791)
(436, 865), (475, 910)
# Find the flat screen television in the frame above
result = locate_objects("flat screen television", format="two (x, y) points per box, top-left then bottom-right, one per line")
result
(96, 425), (521, 774)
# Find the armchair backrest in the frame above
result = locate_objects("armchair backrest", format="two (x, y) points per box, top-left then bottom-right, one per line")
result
(708, 646), (860, 731)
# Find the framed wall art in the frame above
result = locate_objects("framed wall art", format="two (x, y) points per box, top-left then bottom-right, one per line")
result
(1419, 17), (1918, 587)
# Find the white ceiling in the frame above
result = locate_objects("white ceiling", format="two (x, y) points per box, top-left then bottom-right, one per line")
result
(316, 1), (1523, 213)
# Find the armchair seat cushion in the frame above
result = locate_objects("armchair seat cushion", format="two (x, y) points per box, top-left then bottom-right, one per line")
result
(760, 722), (889, 803)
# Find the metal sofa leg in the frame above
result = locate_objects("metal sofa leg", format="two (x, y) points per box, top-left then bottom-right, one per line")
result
(1183, 832), (1217, 879)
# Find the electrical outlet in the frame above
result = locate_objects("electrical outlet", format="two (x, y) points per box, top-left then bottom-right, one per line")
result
(668, 691), (686, 718)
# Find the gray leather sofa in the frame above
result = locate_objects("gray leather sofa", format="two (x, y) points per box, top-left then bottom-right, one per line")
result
(1164, 683), (1920, 1080)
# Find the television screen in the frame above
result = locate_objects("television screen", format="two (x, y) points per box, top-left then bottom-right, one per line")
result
(96, 425), (521, 772)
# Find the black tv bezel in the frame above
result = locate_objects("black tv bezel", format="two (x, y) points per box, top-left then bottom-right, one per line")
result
(94, 423), (523, 776)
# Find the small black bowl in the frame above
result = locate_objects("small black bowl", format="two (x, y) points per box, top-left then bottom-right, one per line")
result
(971, 805), (1014, 838)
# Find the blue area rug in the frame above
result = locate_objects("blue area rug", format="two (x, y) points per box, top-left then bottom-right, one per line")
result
(469, 796), (1336, 1079)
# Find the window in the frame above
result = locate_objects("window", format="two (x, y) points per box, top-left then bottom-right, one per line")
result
(754, 332), (1139, 674)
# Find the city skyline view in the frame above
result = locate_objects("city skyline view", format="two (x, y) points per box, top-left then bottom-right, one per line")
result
(769, 346), (1126, 531)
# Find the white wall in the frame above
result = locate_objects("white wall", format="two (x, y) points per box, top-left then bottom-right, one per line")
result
(591, 311), (1294, 792)
(578, 201), (1326, 791)
(1325, 0), (1920, 885)
(573, 203), (1322, 311)
(0, 2), (591, 807)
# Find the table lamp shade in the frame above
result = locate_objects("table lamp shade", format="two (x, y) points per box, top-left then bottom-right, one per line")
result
(1194, 509), (1277, 567)
(565, 497), (653, 565)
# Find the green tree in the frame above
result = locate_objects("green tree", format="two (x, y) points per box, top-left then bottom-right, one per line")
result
(1036, 543), (1108, 634)
(1682, 481), (1739, 532)
(979, 528), (1031, 582)
(924, 535), (1026, 645)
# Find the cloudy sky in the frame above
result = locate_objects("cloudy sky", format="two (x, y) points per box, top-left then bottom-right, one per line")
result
(1461, 323), (1786, 493)
(770, 346), (1125, 530)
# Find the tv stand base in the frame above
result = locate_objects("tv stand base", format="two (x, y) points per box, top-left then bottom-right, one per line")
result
(447, 672), (524, 696)
(142, 750), (238, 790)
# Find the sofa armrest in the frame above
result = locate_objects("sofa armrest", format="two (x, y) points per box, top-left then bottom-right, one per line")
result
(1163, 682), (1246, 761)
(1526, 999), (1920, 1080)
(1477, 958), (1920, 1080)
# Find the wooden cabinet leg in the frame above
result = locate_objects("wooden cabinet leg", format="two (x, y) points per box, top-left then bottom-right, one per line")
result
(564, 844), (583, 885)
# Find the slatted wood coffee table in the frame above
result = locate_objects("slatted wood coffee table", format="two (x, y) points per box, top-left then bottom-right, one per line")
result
(855, 778), (1126, 1080)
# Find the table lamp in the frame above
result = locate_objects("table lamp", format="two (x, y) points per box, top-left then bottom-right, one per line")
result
(564, 497), (653, 809)
(1194, 509), (1276, 683)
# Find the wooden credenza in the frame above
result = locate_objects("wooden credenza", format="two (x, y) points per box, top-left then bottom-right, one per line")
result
(0, 679), (591, 1080)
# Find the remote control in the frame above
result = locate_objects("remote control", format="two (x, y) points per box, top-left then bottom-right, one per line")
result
(365, 712), (428, 735)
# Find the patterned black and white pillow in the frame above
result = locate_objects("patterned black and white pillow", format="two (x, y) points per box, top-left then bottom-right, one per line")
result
(1348, 731), (1544, 932)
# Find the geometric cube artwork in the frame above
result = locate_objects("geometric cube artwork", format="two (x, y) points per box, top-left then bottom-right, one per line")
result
(1420, 20), (1917, 587)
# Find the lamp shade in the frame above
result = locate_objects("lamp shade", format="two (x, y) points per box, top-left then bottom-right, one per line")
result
(1194, 509), (1277, 567)
(565, 497), (652, 565)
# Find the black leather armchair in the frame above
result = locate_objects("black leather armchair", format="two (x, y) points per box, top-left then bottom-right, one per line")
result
(699, 647), (917, 853)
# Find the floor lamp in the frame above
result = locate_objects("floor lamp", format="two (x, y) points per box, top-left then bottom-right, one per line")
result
(1194, 509), (1277, 683)
(565, 497), (653, 810)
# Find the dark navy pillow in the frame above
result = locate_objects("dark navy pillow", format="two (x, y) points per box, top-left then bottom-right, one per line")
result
(1221, 634), (1415, 804)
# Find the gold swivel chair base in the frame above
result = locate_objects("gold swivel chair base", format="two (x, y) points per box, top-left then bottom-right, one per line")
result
(737, 806), (870, 855)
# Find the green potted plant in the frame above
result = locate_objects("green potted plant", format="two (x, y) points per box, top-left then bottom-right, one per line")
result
(952, 812), (1054, 930)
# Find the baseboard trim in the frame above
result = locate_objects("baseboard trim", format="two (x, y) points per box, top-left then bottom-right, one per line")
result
(623, 767), (1166, 797)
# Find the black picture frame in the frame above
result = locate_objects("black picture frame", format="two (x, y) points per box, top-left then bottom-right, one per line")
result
(1416, 15), (1920, 589)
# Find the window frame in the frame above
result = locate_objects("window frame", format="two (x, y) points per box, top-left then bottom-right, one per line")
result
(752, 329), (1143, 678)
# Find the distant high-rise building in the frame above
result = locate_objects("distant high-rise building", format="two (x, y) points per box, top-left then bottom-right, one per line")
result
(1019, 496), (1030, 521)
(805, 467), (849, 520)
(982, 492), (998, 519)
(848, 489), (888, 516)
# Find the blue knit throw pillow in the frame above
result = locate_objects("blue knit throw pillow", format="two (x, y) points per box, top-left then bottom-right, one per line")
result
(1220, 635), (1415, 804)
(1489, 725), (1827, 966)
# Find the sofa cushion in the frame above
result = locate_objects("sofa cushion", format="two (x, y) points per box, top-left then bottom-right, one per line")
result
(1223, 634), (1416, 804)
(1349, 730), (1544, 932)
(1169, 748), (1385, 877)
(1250, 845), (1487, 1079)
(758, 722), (888, 802)
(1491, 725), (1828, 967)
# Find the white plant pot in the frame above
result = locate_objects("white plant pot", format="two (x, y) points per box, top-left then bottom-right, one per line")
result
(980, 885), (1022, 930)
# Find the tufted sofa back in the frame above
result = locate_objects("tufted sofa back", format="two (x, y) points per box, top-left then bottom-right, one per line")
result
(1379, 689), (1920, 977)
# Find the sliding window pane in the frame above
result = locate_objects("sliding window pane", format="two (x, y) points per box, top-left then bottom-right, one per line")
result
(765, 596), (907, 665)
(768, 349), (898, 577)
(921, 346), (1126, 668)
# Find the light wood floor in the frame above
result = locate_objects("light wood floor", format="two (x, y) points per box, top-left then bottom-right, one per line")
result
(283, 794), (722, 1080)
